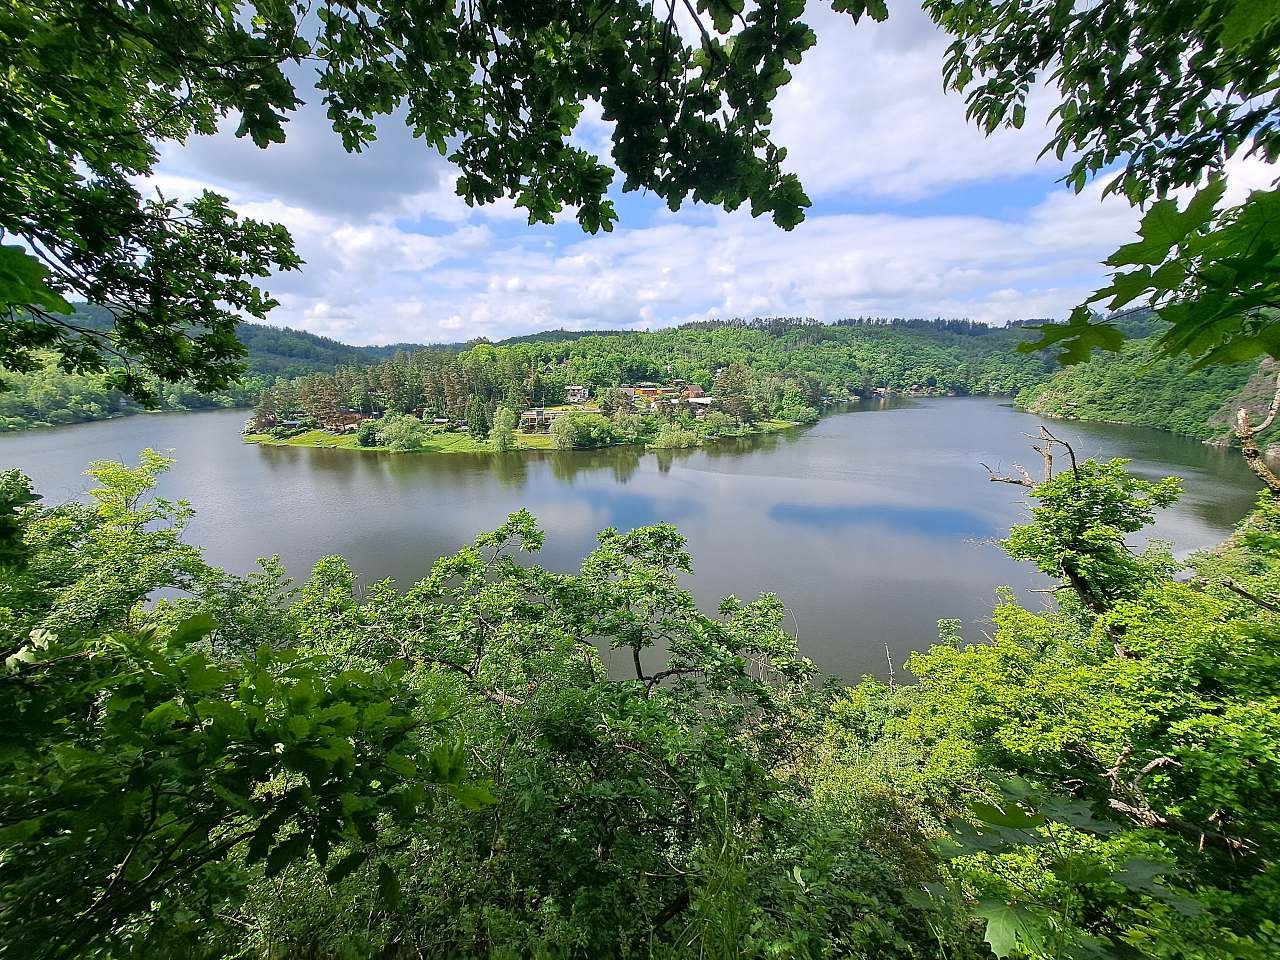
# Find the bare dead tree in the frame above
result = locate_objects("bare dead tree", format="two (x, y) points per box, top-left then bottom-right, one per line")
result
(1235, 364), (1280, 495)
(982, 425), (1079, 488)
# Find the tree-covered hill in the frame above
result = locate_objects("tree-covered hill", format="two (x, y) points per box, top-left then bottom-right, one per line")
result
(1018, 324), (1265, 443)
(2, 315), (1055, 433)
(45, 304), (433, 378)
(0, 305), (440, 431)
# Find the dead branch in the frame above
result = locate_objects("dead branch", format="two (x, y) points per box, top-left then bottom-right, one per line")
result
(1221, 578), (1280, 613)
(981, 462), (1036, 487)
(984, 426), (1079, 488)
(1235, 364), (1280, 494)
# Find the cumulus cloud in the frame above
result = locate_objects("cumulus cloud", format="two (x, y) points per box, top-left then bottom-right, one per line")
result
(144, 5), (1276, 347)
(771, 5), (1059, 200)
(228, 182), (1139, 345)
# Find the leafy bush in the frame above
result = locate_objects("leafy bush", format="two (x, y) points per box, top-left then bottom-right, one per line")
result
(376, 413), (428, 452)
(356, 420), (380, 446)
(650, 423), (700, 448)
(548, 413), (617, 449)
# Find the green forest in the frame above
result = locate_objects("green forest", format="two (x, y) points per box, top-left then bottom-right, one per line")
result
(1016, 312), (1269, 442)
(255, 318), (1056, 422)
(3, 0), (1279, 957)
(0, 305), (440, 432)
(3, 442), (1278, 958)
(247, 318), (1053, 451)
(2, 314), (1051, 436)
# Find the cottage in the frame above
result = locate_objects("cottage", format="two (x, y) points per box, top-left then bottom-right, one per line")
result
(686, 396), (715, 419)
(520, 408), (573, 433)
(627, 383), (679, 400)
(321, 410), (369, 433)
(566, 385), (591, 404)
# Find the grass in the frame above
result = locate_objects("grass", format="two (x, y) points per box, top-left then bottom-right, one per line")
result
(242, 417), (803, 456)
(245, 429), (560, 454)
(753, 418), (799, 434)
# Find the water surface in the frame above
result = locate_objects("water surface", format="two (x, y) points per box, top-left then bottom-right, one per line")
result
(1, 398), (1258, 678)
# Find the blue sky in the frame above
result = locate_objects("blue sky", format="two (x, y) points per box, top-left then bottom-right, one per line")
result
(148, 4), (1173, 345)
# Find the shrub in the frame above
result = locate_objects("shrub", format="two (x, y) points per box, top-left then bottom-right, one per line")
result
(549, 413), (617, 450)
(377, 414), (428, 452)
(356, 421), (379, 447)
(650, 423), (700, 449)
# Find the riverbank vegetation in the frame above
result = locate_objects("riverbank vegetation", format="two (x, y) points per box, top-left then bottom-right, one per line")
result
(253, 319), (1051, 429)
(0, 353), (260, 432)
(2, 443), (1277, 959)
(245, 407), (801, 455)
(0, 306), (430, 432)
(1016, 313), (1273, 444)
(244, 318), (1051, 454)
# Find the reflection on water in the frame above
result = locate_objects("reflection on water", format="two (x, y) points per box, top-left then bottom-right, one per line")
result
(0, 398), (1260, 679)
(770, 502), (998, 539)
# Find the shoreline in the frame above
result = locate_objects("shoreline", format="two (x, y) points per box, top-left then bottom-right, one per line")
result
(242, 417), (804, 455)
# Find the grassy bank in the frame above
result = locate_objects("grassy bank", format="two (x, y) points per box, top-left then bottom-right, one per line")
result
(243, 429), (558, 453)
(242, 417), (801, 454)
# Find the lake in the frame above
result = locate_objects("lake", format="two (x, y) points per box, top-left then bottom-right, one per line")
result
(0, 397), (1260, 678)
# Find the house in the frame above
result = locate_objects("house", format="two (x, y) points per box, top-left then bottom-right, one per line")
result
(321, 410), (369, 433)
(520, 408), (573, 433)
(566, 385), (591, 404)
(686, 396), (715, 419)
(681, 384), (705, 398)
(627, 383), (679, 401)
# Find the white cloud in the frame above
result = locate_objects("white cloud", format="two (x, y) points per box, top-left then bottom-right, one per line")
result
(143, 5), (1278, 348)
(771, 5), (1059, 200)
(233, 181), (1138, 344)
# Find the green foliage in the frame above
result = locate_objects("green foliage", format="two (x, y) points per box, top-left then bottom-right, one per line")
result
(923, 2), (1279, 203)
(376, 413), (429, 452)
(464, 395), (489, 440)
(253, 318), (1052, 438)
(1023, 184), (1280, 370)
(0, 350), (258, 431)
(488, 405), (517, 451)
(4, 442), (1280, 957)
(649, 422), (700, 448)
(1003, 458), (1181, 615)
(2, 0), (884, 394)
(699, 409), (746, 438)
(0, 454), (471, 959)
(549, 412), (617, 449)
(355, 420), (379, 447)
(1019, 330), (1261, 441)
(926, 0), (1280, 370)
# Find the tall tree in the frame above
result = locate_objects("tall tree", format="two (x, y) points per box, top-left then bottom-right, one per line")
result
(2, 0), (889, 397)
(488, 405), (517, 451)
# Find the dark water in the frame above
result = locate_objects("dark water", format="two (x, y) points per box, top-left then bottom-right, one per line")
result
(0, 398), (1259, 678)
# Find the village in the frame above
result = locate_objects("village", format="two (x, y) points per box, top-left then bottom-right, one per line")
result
(250, 380), (722, 437)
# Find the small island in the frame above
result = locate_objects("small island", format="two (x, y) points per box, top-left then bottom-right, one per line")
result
(244, 379), (812, 454)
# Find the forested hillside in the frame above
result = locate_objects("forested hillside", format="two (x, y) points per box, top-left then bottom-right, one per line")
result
(1017, 339), (1262, 441)
(3, 314), (1054, 434)
(258, 317), (1052, 421)
(0, 306), (434, 431)
(39, 304), (432, 378)
(1017, 310), (1267, 443)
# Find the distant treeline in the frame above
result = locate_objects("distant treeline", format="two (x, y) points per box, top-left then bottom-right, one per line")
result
(3, 309), (1060, 433)
(254, 321), (1054, 431)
